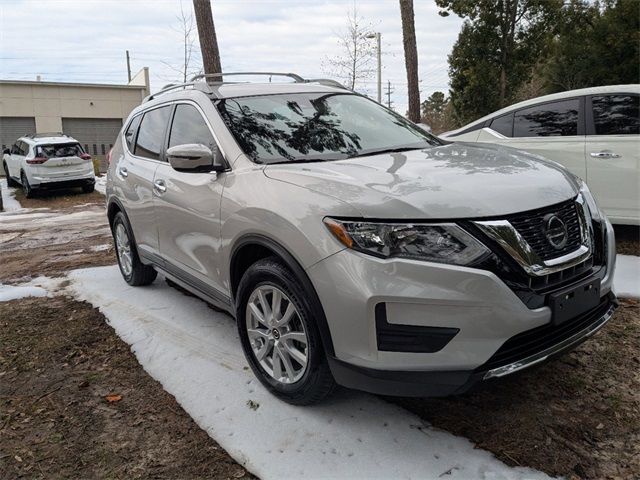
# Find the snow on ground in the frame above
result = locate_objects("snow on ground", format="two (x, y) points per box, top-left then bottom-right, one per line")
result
(614, 254), (640, 299)
(1, 178), (22, 211)
(95, 174), (107, 195)
(68, 265), (550, 480)
(0, 276), (67, 302)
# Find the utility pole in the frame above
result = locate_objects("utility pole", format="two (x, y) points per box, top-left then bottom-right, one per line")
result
(193, 0), (222, 76)
(125, 50), (131, 82)
(365, 32), (382, 103)
(386, 80), (394, 109)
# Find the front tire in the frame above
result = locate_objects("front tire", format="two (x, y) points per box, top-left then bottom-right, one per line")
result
(112, 211), (157, 286)
(236, 257), (336, 405)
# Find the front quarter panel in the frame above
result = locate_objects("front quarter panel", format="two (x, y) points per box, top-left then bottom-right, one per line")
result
(219, 160), (361, 292)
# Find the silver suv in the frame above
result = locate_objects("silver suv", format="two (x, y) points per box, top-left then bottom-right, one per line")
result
(106, 72), (617, 405)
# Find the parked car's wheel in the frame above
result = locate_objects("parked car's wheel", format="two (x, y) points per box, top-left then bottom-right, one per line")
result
(112, 211), (157, 286)
(236, 257), (336, 405)
(82, 184), (95, 193)
(21, 172), (34, 198)
(3, 163), (19, 187)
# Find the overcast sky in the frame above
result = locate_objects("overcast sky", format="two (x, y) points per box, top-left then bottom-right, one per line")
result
(0, 0), (462, 113)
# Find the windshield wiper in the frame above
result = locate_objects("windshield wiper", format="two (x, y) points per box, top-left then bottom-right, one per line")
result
(267, 158), (331, 165)
(349, 145), (427, 158)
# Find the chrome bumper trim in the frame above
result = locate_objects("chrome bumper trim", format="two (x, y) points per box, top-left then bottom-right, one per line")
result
(483, 303), (615, 380)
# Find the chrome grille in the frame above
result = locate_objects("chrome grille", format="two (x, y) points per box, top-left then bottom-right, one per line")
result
(507, 200), (582, 260)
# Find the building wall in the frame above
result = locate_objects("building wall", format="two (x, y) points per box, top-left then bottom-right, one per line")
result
(0, 80), (147, 131)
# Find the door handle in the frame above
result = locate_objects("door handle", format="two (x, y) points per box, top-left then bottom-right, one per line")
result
(153, 179), (167, 194)
(590, 151), (621, 159)
(118, 166), (128, 177)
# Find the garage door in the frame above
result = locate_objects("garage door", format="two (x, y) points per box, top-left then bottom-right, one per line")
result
(0, 117), (36, 151)
(62, 118), (123, 171)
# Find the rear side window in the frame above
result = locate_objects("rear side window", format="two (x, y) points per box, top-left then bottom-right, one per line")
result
(124, 114), (142, 151)
(134, 106), (172, 160)
(37, 143), (83, 158)
(168, 104), (216, 150)
(489, 113), (513, 137)
(513, 99), (580, 137)
(592, 94), (639, 135)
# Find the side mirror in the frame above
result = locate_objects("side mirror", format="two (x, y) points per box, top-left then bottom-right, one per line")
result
(2, 148), (10, 155)
(166, 143), (225, 173)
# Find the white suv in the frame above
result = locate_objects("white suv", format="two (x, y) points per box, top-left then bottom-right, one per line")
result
(106, 73), (617, 405)
(441, 85), (640, 226)
(2, 133), (96, 197)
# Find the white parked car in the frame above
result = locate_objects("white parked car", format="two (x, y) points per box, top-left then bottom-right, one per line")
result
(441, 85), (639, 225)
(2, 133), (96, 198)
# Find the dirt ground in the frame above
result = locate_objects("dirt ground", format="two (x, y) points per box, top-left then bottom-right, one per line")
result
(0, 295), (254, 480)
(1, 186), (639, 479)
(0, 188), (114, 283)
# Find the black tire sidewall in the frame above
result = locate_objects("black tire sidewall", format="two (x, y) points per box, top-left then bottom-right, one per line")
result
(21, 173), (31, 197)
(236, 259), (328, 399)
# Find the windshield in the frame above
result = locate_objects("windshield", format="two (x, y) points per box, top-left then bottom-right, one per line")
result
(36, 143), (83, 158)
(216, 92), (440, 164)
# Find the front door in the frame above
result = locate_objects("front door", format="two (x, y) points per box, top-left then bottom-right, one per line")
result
(585, 93), (640, 224)
(153, 102), (228, 296)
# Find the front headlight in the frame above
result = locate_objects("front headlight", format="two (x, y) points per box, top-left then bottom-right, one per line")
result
(579, 180), (602, 222)
(323, 218), (490, 266)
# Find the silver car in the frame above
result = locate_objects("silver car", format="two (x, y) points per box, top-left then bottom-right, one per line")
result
(106, 72), (617, 405)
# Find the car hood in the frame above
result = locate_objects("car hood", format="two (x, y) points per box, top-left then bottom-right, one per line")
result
(263, 143), (579, 219)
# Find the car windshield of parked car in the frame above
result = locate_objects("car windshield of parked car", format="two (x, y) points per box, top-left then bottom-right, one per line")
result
(216, 92), (440, 164)
(36, 143), (83, 158)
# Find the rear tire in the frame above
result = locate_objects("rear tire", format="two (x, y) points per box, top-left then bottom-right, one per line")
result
(236, 257), (336, 405)
(82, 184), (95, 193)
(112, 211), (157, 286)
(3, 163), (19, 187)
(21, 172), (34, 198)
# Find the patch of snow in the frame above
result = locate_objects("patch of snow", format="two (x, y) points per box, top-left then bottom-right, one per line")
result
(0, 178), (22, 212)
(0, 276), (69, 302)
(614, 254), (640, 299)
(95, 174), (107, 195)
(90, 244), (111, 252)
(69, 266), (551, 480)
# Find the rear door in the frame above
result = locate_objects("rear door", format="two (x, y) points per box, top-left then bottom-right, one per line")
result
(33, 142), (91, 180)
(118, 105), (172, 258)
(8, 141), (27, 178)
(585, 93), (639, 224)
(476, 98), (587, 181)
(153, 102), (228, 296)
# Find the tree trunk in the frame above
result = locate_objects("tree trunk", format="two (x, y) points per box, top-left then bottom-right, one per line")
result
(193, 0), (222, 77)
(399, 0), (420, 122)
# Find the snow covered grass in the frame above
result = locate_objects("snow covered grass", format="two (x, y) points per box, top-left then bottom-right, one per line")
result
(1, 178), (22, 211)
(0, 276), (67, 302)
(614, 255), (640, 299)
(67, 265), (550, 480)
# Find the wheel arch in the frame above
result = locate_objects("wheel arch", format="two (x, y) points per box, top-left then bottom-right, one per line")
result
(230, 234), (336, 357)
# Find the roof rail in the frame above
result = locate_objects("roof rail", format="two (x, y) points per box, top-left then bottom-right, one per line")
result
(191, 72), (306, 83)
(25, 132), (69, 139)
(143, 81), (213, 103)
(303, 78), (349, 90)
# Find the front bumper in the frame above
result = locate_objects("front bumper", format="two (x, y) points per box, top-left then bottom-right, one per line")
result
(306, 218), (616, 396)
(326, 293), (616, 397)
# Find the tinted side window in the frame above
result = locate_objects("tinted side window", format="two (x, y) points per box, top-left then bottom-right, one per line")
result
(592, 94), (639, 135)
(168, 104), (216, 151)
(513, 99), (580, 137)
(124, 114), (142, 151)
(490, 113), (513, 137)
(134, 106), (172, 160)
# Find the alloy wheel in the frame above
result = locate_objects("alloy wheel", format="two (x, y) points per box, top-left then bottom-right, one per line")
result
(115, 223), (133, 277)
(245, 285), (309, 384)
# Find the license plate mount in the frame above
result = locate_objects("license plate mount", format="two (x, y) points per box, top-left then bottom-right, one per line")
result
(549, 277), (601, 325)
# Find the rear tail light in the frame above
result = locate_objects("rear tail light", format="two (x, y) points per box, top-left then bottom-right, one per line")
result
(80, 153), (92, 160)
(26, 157), (48, 164)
